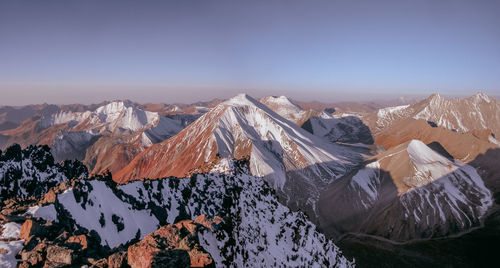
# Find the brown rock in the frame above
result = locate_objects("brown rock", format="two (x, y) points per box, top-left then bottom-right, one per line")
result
(43, 261), (67, 268)
(90, 258), (108, 268)
(67, 234), (88, 250)
(46, 245), (73, 265)
(40, 189), (57, 205)
(21, 250), (44, 266)
(194, 215), (223, 232)
(108, 251), (127, 268)
(19, 219), (43, 241)
(0, 248), (7, 254)
(127, 219), (215, 268)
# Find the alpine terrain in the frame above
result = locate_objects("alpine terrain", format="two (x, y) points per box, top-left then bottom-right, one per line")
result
(1, 92), (499, 267)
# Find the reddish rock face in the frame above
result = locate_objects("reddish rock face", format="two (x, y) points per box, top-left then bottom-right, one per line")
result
(194, 214), (223, 232)
(40, 189), (57, 205)
(127, 216), (220, 268)
(19, 219), (42, 241)
(67, 234), (88, 250)
(115, 106), (226, 183)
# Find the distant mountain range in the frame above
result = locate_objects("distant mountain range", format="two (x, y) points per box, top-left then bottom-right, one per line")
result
(1, 92), (500, 267)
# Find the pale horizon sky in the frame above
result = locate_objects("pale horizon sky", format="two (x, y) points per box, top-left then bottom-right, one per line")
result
(1, 0), (499, 105)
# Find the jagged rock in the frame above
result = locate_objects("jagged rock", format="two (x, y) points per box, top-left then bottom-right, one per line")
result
(21, 249), (44, 266)
(0, 213), (25, 223)
(46, 245), (74, 265)
(40, 189), (57, 205)
(67, 234), (89, 250)
(108, 251), (128, 268)
(0, 144), (88, 202)
(43, 261), (68, 268)
(19, 219), (44, 241)
(194, 214), (223, 232)
(151, 250), (190, 268)
(127, 219), (215, 268)
(18, 263), (30, 268)
(89, 258), (108, 268)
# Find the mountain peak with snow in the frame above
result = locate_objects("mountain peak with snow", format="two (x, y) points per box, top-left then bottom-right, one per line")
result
(471, 91), (492, 103)
(115, 92), (365, 217)
(261, 95), (302, 110)
(259, 95), (311, 125)
(223, 93), (259, 107)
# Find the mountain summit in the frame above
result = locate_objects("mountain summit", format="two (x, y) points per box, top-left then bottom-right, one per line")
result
(115, 93), (366, 215)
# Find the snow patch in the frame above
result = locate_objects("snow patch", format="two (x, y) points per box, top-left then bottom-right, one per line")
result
(27, 204), (58, 222)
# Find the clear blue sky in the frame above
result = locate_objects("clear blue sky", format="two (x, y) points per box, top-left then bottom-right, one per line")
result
(1, 0), (499, 104)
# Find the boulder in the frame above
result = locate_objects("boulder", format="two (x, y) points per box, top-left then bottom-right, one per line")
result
(19, 219), (43, 241)
(67, 234), (89, 250)
(21, 250), (44, 266)
(40, 189), (57, 205)
(46, 245), (73, 265)
(127, 219), (216, 268)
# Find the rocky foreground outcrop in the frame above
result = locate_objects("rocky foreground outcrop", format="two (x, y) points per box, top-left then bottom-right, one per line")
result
(127, 215), (221, 268)
(1, 158), (353, 267)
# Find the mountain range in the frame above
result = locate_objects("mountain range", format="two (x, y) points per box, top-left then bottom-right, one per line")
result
(1, 92), (499, 267)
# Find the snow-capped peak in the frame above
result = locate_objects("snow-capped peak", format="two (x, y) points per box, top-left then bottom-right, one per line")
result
(406, 140), (457, 183)
(261, 95), (303, 111)
(223, 93), (259, 107)
(94, 100), (132, 114)
(472, 91), (491, 103)
(39, 100), (161, 132)
(427, 93), (445, 107)
(407, 140), (450, 166)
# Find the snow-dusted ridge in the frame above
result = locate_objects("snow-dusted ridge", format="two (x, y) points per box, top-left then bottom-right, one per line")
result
(0, 144), (88, 201)
(303, 111), (374, 144)
(39, 100), (183, 143)
(37, 160), (354, 267)
(116, 93), (367, 219)
(320, 139), (493, 241)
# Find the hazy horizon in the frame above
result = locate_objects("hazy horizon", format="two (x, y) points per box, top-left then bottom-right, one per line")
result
(0, 88), (497, 107)
(1, 0), (499, 105)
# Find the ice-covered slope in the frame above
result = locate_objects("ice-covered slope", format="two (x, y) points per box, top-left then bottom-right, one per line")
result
(116, 94), (366, 216)
(0, 144), (87, 201)
(36, 160), (354, 267)
(302, 111), (374, 144)
(319, 140), (492, 241)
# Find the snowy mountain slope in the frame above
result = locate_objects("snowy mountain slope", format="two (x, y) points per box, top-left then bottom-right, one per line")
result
(1, 101), (194, 174)
(374, 105), (411, 131)
(115, 94), (367, 216)
(0, 144), (87, 201)
(302, 111), (374, 144)
(365, 92), (500, 136)
(38, 100), (184, 142)
(319, 140), (492, 241)
(37, 160), (354, 267)
(259, 95), (316, 125)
